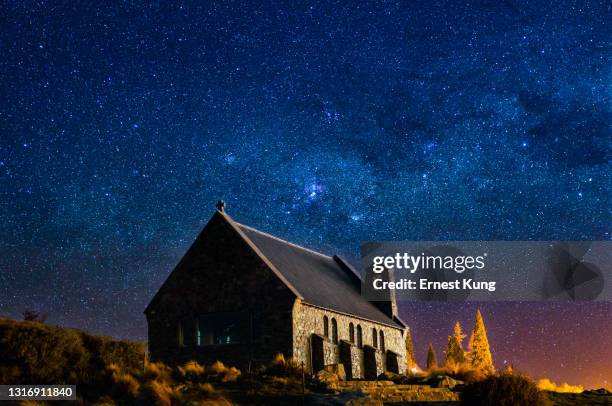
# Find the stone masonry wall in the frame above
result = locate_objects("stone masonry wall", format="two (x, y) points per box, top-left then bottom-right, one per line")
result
(292, 300), (406, 376)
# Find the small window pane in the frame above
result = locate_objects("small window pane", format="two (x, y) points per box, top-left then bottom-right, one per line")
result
(198, 313), (241, 345)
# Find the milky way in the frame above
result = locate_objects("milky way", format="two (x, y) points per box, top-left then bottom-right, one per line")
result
(1, 1), (610, 388)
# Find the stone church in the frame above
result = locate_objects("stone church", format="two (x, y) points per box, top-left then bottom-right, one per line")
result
(145, 202), (408, 378)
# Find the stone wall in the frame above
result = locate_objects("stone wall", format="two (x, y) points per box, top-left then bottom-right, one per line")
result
(292, 300), (406, 376)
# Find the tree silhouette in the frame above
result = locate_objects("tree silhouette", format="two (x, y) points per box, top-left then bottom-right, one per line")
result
(445, 334), (466, 366)
(470, 309), (494, 373)
(405, 328), (418, 372)
(454, 321), (466, 345)
(426, 343), (437, 370)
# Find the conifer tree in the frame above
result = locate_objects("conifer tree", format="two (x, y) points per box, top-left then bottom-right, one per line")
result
(405, 328), (418, 372)
(453, 321), (466, 345)
(426, 343), (437, 370)
(445, 334), (466, 366)
(470, 309), (494, 373)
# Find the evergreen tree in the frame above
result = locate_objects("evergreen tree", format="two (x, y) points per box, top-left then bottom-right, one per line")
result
(453, 321), (466, 345)
(426, 343), (437, 370)
(445, 334), (466, 366)
(470, 309), (494, 373)
(405, 328), (418, 372)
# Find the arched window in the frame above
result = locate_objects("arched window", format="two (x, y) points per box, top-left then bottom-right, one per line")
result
(357, 325), (363, 348)
(331, 318), (338, 344)
(379, 330), (385, 352)
(349, 323), (355, 343)
(372, 328), (378, 348)
(323, 315), (329, 338)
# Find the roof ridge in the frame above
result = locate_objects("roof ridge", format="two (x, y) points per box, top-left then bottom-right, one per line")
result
(236, 223), (334, 260)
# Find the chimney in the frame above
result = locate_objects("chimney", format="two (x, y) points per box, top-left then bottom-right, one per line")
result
(216, 200), (225, 212)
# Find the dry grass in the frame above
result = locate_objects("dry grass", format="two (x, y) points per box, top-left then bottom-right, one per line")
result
(108, 363), (140, 398)
(178, 360), (206, 380)
(264, 353), (303, 378)
(221, 366), (241, 383)
(198, 382), (217, 396)
(537, 378), (584, 393)
(143, 379), (178, 406)
(209, 361), (228, 375)
(429, 363), (488, 383)
(92, 396), (116, 406)
(144, 361), (173, 382)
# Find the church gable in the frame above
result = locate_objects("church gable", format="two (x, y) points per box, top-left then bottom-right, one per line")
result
(145, 210), (297, 316)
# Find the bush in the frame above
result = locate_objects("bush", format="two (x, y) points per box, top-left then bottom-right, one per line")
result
(209, 361), (228, 375)
(205, 361), (240, 383)
(178, 360), (206, 381)
(108, 363), (140, 399)
(0, 317), (144, 395)
(429, 363), (487, 384)
(0, 318), (89, 385)
(144, 361), (173, 383)
(461, 372), (552, 406)
(263, 353), (303, 378)
(221, 366), (241, 383)
(142, 379), (177, 406)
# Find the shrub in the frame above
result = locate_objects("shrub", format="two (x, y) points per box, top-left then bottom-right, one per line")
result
(198, 382), (217, 396)
(81, 333), (144, 375)
(537, 378), (583, 393)
(209, 361), (228, 375)
(178, 361), (205, 381)
(429, 363), (487, 384)
(144, 361), (173, 383)
(0, 316), (144, 400)
(221, 366), (241, 383)
(205, 361), (241, 383)
(108, 363), (140, 399)
(461, 372), (552, 406)
(93, 396), (116, 406)
(0, 318), (89, 385)
(263, 353), (303, 378)
(142, 379), (177, 406)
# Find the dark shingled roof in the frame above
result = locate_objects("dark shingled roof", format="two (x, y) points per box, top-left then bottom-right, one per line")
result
(233, 219), (403, 329)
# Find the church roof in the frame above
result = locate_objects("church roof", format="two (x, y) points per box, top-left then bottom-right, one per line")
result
(223, 212), (405, 329)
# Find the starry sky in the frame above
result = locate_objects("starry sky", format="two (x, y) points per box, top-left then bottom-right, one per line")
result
(1, 0), (610, 389)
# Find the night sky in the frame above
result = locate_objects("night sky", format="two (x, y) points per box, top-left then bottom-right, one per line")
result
(1, 0), (610, 389)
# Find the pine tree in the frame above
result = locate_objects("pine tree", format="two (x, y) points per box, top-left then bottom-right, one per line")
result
(445, 334), (466, 366)
(426, 343), (437, 370)
(405, 328), (418, 372)
(453, 321), (466, 345)
(470, 309), (494, 373)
